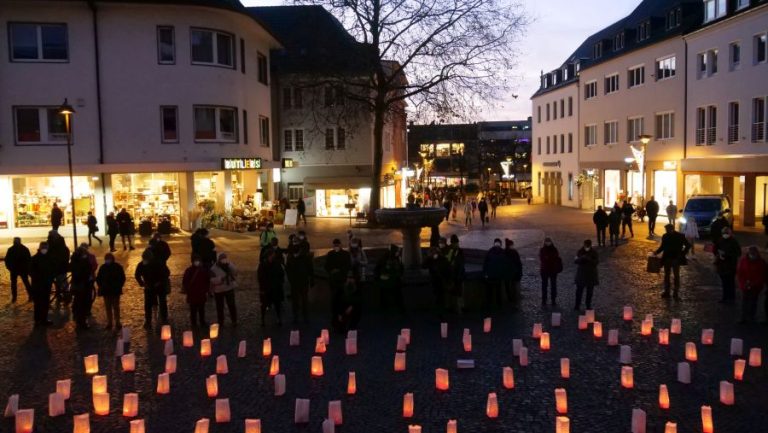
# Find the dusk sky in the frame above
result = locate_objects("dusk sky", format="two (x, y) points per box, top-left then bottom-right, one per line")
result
(243, 0), (640, 121)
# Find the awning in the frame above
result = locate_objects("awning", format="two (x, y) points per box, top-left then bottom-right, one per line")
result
(303, 176), (372, 189)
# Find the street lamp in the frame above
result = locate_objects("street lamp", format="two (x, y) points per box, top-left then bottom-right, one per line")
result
(59, 98), (77, 247)
(636, 134), (652, 202)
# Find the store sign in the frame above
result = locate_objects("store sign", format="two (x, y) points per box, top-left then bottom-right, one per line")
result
(282, 158), (295, 168)
(543, 161), (561, 167)
(663, 160), (677, 170)
(221, 158), (261, 170)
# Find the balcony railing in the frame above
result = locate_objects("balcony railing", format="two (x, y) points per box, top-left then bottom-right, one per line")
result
(727, 125), (739, 144)
(695, 128), (706, 145)
(706, 127), (717, 145)
(753, 122), (766, 143)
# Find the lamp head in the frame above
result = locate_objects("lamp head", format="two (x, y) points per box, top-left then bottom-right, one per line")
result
(59, 98), (76, 116)
(639, 134), (652, 145)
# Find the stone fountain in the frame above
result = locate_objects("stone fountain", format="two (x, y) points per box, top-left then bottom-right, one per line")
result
(375, 207), (447, 268)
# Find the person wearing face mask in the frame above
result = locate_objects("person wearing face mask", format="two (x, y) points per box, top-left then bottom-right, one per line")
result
(654, 224), (691, 300)
(260, 223), (277, 254)
(183, 254), (213, 329)
(29, 242), (55, 326)
(287, 237), (313, 324)
(574, 239), (599, 311)
(70, 246), (94, 329)
(736, 246), (766, 323)
(539, 237), (562, 306)
(210, 253), (238, 326)
(325, 239), (351, 303)
(258, 248), (285, 326)
(483, 238), (506, 311)
(297, 230), (311, 254)
(135, 249), (171, 329)
(715, 227), (742, 303)
(709, 212), (729, 246)
(96, 253), (125, 330)
(422, 246), (450, 315)
(503, 239), (523, 310)
(149, 232), (171, 265)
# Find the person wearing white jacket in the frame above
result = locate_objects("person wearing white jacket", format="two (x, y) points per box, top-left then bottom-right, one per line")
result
(210, 253), (238, 326)
(684, 218), (699, 255)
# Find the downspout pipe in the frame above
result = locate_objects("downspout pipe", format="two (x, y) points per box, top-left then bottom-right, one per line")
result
(88, 0), (108, 218)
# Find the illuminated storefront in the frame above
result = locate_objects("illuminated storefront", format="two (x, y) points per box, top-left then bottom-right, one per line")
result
(654, 170), (677, 206)
(603, 169), (622, 207)
(111, 173), (181, 227)
(315, 188), (371, 217)
(12, 175), (96, 227)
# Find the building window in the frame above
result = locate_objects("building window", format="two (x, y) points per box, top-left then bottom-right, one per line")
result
(753, 97), (766, 142)
(160, 106), (178, 143)
(568, 133), (573, 153)
(584, 81), (598, 100)
(656, 56), (677, 80)
(628, 65), (645, 88)
(604, 73), (619, 94)
(9, 23), (68, 62)
(560, 134), (565, 153)
(284, 129), (293, 151)
(324, 86), (345, 107)
(666, 8), (682, 30)
(568, 173), (574, 200)
(193, 106), (237, 142)
(537, 106), (541, 123)
(325, 128), (335, 150)
(282, 87), (302, 109)
(755, 33), (767, 64)
(594, 42), (603, 59)
(704, 0), (727, 23)
(546, 136), (550, 154)
(13, 107), (68, 145)
(698, 49), (719, 78)
(637, 20), (651, 42)
(324, 127), (346, 150)
(730, 42), (741, 69)
(736, 0), (749, 9)
(560, 99), (565, 118)
(655, 112), (675, 140)
(259, 116), (270, 147)
(257, 52), (268, 84)
(696, 106), (717, 145)
(585, 124), (597, 146)
(553, 135), (558, 154)
(283, 129), (305, 152)
(568, 97), (573, 116)
(546, 103), (551, 121)
(190, 28), (234, 68)
(157, 26), (175, 64)
(239, 39), (245, 74)
(242, 110), (248, 144)
(553, 103), (558, 120)
(604, 121), (618, 145)
(728, 102), (739, 144)
(627, 117), (644, 143)
(614, 32), (624, 51)
(537, 137), (541, 155)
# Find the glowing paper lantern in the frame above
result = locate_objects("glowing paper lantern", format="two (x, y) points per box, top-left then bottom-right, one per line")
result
(607, 329), (619, 346)
(328, 400), (343, 425)
(658, 329), (670, 345)
(183, 331), (194, 348)
(5, 394), (18, 417)
(435, 368), (449, 391)
(593, 322), (603, 338)
(749, 348), (762, 367)
(315, 337), (327, 354)
(49, 392), (65, 417)
(238, 340), (247, 358)
(555, 388), (567, 414)
(289, 330), (300, 346)
(540, 332), (551, 351)
(519, 347), (529, 366)
(670, 318), (682, 334)
(408, 426), (422, 433)
(123, 393), (139, 417)
(84, 355), (99, 375)
(400, 328), (411, 345)
(194, 418), (210, 433)
(122, 354), (136, 372)
(645, 314), (654, 328)
(631, 408), (646, 433)
(577, 316), (587, 330)
(321, 329), (330, 345)
(462, 334), (472, 352)
(347, 372), (357, 395)
(244, 419), (262, 433)
(115, 338), (124, 357)
(621, 366), (634, 388)
(659, 384), (670, 409)
(619, 345), (632, 364)
(560, 358), (570, 379)
(701, 329), (714, 345)
(503, 366), (515, 389)
(556, 416), (570, 433)
(685, 342), (698, 362)
(701, 405), (713, 433)
(486, 393), (498, 418)
(209, 323), (219, 339)
(345, 338), (357, 355)
(216, 355), (228, 374)
(322, 418), (335, 433)
(551, 312), (562, 327)
(585, 309), (595, 324)
(396, 335), (407, 352)
(623, 306), (633, 321)
(311, 356), (324, 377)
(347, 330), (357, 340)
(734, 359), (746, 380)
(719, 381), (734, 405)
(677, 362), (691, 384)
(274, 374), (286, 396)
(165, 355), (177, 374)
(161, 325), (171, 341)
(262, 339), (272, 357)
(206, 375), (218, 398)
(440, 322), (448, 338)
(215, 398), (230, 423)
(730, 338), (743, 356)
(163, 339), (174, 356)
(129, 419), (145, 433)
(394, 353), (407, 372)
(73, 413), (90, 433)
(532, 323), (543, 338)
(447, 420), (457, 433)
(92, 392), (110, 416)
(512, 339), (523, 356)
(664, 422), (677, 433)
(200, 339), (211, 357)
(483, 317), (492, 333)
(269, 356), (280, 376)
(15, 409), (34, 433)
(640, 320), (652, 336)
(56, 379), (71, 400)
(402, 393), (414, 418)
(92, 375), (108, 394)
(156, 373), (170, 395)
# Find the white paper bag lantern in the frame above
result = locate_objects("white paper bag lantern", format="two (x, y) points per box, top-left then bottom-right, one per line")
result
(658, 329), (670, 345)
(200, 339), (212, 357)
(396, 335), (407, 352)
(209, 323), (219, 339)
(121, 326), (131, 341)
(320, 329), (330, 345)
(556, 416), (570, 433)
(161, 325), (171, 341)
(274, 374), (286, 396)
(345, 338), (357, 355)
(216, 355), (229, 374)
(165, 355), (177, 374)
(129, 419), (145, 433)
(56, 379), (71, 400)
(394, 352), (407, 371)
(238, 340), (247, 358)
(15, 408), (34, 433)
(123, 393), (139, 417)
(502, 366), (515, 389)
(402, 393), (414, 417)
(311, 356), (324, 376)
(621, 366), (634, 388)
(440, 322), (448, 338)
(347, 330), (357, 340)
(269, 356), (280, 376)
(664, 422), (677, 433)
(92, 392), (110, 416)
(115, 338), (125, 357)
(677, 362), (691, 384)
(262, 338), (272, 357)
(206, 375), (218, 398)
(215, 398), (230, 423)
(294, 399), (310, 423)
(92, 375), (107, 394)
(631, 408), (646, 433)
(659, 384), (670, 409)
(607, 329), (619, 346)
(121, 353), (136, 372)
(84, 355), (99, 375)
(163, 339), (174, 356)
(322, 418), (335, 433)
(593, 322), (603, 338)
(315, 337), (327, 354)
(585, 309), (595, 324)
(462, 334), (472, 352)
(701, 329), (714, 345)
(512, 339), (523, 356)
(435, 368), (449, 391)
(645, 314), (654, 328)
(551, 312), (561, 327)
(244, 419), (261, 433)
(670, 318), (682, 334)
(73, 413), (90, 433)
(183, 331), (194, 348)
(560, 358), (570, 379)
(719, 381), (734, 405)
(328, 400), (343, 425)
(685, 342), (698, 362)
(194, 418), (210, 433)
(483, 317), (492, 333)
(640, 320), (652, 336)
(289, 330), (300, 346)
(519, 347), (529, 366)
(447, 419), (457, 433)
(619, 345), (632, 364)
(408, 425), (421, 433)
(749, 348), (762, 367)
(400, 328), (411, 345)
(701, 405), (713, 433)
(555, 388), (567, 414)
(730, 338), (743, 356)
(156, 373), (170, 394)
(532, 323), (542, 338)
(540, 332), (551, 351)
(347, 372), (356, 395)
(623, 306), (633, 321)
(486, 393), (498, 418)
(734, 359), (746, 381)
(577, 316), (587, 330)
(49, 393), (65, 417)
(4, 394), (18, 418)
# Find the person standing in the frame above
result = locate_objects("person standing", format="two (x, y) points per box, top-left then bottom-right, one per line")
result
(5, 237), (32, 302)
(349, 238), (368, 283)
(47, 230), (70, 303)
(374, 244), (405, 312)
(96, 253), (125, 330)
(258, 247), (285, 326)
(645, 196), (660, 238)
(478, 198), (489, 228)
(106, 212), (119, 252)
(503, 239), (523, 309)
(296, 198), (307, 225)
(332, 272), (362, 333)
(684, 217), (699, 255)
(149, 232), (172, 264)
(183, 255), (212, 328)
(620, 200), (635, 239)
(86, 211), (102, 246)
(325, 239), (351, 301)
(70, 246), (94, 329)
(260, 223), (278, 258)
(592, 206), (609, 247)
(286, 237), (313, 324)
(710, 212), (729, 246)
(134, 250), (170, 329)
(736, 246), (766, 323)
(116, 208), (135, 250)
(422, 246), (450, 314)
(482, 238), (506, 310)
(665, 200), (678, 226)
(539, 237), (562, 306)
(608, 205), (622, 247)
(463, 200), (473, 227)
(29, 242), (55, 326)
(715, 227), (741, 303)
(574, 239), (599, 311)
(446, 235), (465, 313)
(210, 253), (238, 326)
(50, 202), (63, 231)
(443, 197), (452, 221)
(654, 224), (692, 300)
(490, 195), (499, 219)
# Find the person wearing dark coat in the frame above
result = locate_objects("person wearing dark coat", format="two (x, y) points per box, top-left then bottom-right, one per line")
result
(654, 224), (692, 299)
(736, 246), (766, 323)
(116, 208), (135, 250)
(539, 237), (562, 306)
(70, 246), (94, 329)
(422, 246), (450, 314)
(620, 201), (634, 238)
(183, 255), (212, 328)
(333, 273), (362, 333)
(375, 244), (405, 312)
(478, 198), (489, 228)
(645, 196), (660, 237)
(445, 235), (466, 313)
(574, 239), (599, 311)
(592, 206), (609, 247)
(710, 213), (729, 246)
(286, 237), (313, 324)
(86, 211), (102, 246)
(50, 202), (63, 231)
(714, 227), (741, 303)
(608, 206), (622, 246)
(29, 242), (55, 326)
(149, 232), (172, 264)
(47, 230), (70, 302)
(5, 237), (32, 302)
(258, 248), (285, 326)
(106, 212), (119, 252)
(503, 239), (523, 309)
(325, 239), (351, 295)
(483, 238), (506, 310)
(191, 229), (216, 267)
(296, 198), (307, 225)
(96, 253), (125, 329)
(135, 250), (170, 329)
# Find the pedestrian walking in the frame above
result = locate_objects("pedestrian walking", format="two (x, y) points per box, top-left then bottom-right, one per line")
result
(478, 198), (489, 228)
(463, 200), (473, 227)
(645, 196), (660, 238)
(5, 237), (32, 302)
(736, 246), (766, 323)
(29, 242), (55, 326)
(134, 249), (170, 329)
(483, 238), (506, 310)
(50, 202), (63, 231)
(70, 246), (94, 329)
(286, 237), (313, 324)
(106, 212), (118, 252)
(86, 211), (102, 246)
(684, 217), (699, 255)
(621, 200), (635, 238)
(608, 205), (622, 246)
(491, 195), (499, 219)
(296, 198), (307, 225)
(574, 239), (599, 311)
(375, 244), (405, 312)
(446, 235), (465, 313)
(665, 200), (678, 225)
(422, 246), (450, 314)
(332, 272), (362, 333)
(654, 223), (691, 300)
(96, 252), (125, 330)
(539, 237), (562, 306)
(715, 227), (741, 303)
(210, 253), (238, 326)
(471, 199), (477, 219)
(183, 255), (212, 328)
(258, 247), (285, 326)
(116, 208), (135, 250)
(592, 206), (609, 247)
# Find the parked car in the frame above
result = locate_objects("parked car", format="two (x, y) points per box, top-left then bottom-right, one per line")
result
(679, 195), (732, 234)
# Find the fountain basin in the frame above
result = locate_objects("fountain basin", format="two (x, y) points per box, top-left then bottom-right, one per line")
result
(375, 207), (447, 268)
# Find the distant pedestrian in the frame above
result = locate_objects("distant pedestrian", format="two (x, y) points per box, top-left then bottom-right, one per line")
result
(621, 200), (634, 238)
(483, 238), (506, 310)
(446, 235), (466, 313)
(478, 198), (489, 227)
(503, 238), (523, 309)
(654, 224), (691, 300)
(287, 237), (313, 324)
(490, 196), (499, 219)
(684, 217), (699, 255)
(258, 247), (285, 326)
(70, 246), (94, 329)
(5, 237), (32, 302)
(645, 196), (660, 238)
(96, 253), (125, 330)
(527, 190), (532, 205)
(574, 239), (599, 311)
(736, 246), (766, 323)
(463, 200), (473, 227)
(715, 227), (741, 303)
(423, 246), (450, 314)
(50, 202), (63, 231)
(443, 197), (452, 221)
(86, 211), (102, 246)
(210, 253), (238, 326)
(665, 200), (678, 225)
(375, 244), (405, 312)
(471, 199), (477, 219)
(592, 206), (609, 247)
(134, 249), (170, 329)
(183, 255), (212, 328)
(106, 212), (118, 252)
(296, 198), (307, 225)
(116, 208), (135, 250)
(539, 237), (562, 306)
(29, 242), (55, 326)
(608, 206), (622, 246)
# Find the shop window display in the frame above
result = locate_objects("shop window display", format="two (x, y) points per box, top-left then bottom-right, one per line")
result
(111, 173), (180, 228)
(315, 188), (370, 217)
(13, 176), (95, 227)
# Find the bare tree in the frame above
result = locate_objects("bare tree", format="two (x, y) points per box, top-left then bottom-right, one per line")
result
(298, 0), (527, 222)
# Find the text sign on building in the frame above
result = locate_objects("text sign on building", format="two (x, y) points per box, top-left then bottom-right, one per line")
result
(221, 158), (262, 170)
(282, 158), (295, 168)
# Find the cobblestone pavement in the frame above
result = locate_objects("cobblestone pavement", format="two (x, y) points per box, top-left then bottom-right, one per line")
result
(1, 202), (767, 432)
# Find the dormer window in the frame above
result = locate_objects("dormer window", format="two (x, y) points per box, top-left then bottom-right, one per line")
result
(666, 7), (682, 29)
(594, 42), (603, 59)
(614, 32), (625, 51)
(637, 20), (651, 42)
(563, 66), (569, 81)
(704, 0), (727, 23)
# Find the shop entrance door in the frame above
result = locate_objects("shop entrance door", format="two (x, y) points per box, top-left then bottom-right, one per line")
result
(604, 170), (621, 208)
(654, 170), (677, 208)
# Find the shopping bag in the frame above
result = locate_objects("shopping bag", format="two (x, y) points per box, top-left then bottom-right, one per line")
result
(646, 256), (662, 273)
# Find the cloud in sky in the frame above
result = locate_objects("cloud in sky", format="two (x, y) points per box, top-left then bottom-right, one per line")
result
(242, 0), (639, 121)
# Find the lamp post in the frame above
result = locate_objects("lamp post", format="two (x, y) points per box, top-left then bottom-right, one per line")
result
(59, 99), (78, 247)
(637, 134), (652, 202)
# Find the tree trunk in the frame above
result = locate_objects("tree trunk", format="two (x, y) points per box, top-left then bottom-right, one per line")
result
(368, 104), (385, 224)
